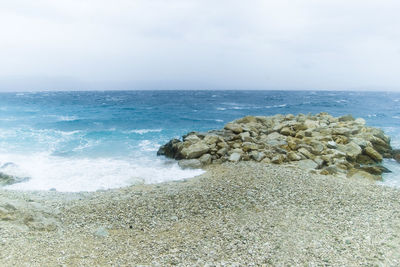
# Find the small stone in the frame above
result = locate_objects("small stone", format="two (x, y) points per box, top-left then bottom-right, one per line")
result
(327, 141), (337, 149)
(94, 227), (109, 238)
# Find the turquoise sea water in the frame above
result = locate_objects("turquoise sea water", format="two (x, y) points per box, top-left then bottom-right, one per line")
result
(0, 90), (399, 191)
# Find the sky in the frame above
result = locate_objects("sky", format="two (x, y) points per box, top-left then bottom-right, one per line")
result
(0, 0), (399, 91)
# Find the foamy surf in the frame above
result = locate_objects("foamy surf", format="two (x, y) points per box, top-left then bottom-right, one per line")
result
(1, 153), (204, 192)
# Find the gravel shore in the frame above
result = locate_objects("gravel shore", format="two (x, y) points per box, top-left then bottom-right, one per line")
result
(1, 162), (400, 266)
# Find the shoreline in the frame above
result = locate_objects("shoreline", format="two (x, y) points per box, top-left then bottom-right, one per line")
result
(1, 162), (400, 265)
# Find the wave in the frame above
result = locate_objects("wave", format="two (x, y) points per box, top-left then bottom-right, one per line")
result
(125, 129), (163, 135)
(265, 104), (287, 109)
(1, 152), (204, 192)
(138, 140), (160, 152)
(380, 159), (400, 188)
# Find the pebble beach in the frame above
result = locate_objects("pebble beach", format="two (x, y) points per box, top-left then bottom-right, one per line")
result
(1, 162), (400, 266)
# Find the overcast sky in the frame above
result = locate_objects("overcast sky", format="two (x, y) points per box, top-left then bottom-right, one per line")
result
(0, 0), (399, 91)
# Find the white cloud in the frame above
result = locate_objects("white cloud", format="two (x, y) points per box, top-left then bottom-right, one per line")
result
(0, 0), (399, 91)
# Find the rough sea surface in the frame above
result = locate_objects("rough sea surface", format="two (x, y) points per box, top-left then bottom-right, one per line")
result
(0, 90), (399, 192)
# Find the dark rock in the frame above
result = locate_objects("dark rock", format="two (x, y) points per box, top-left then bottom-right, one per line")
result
(0, 172), (30, 186)
(393, 149), (400, 163)
(358, 166), (391, 175)
(356, 155), (375, 165)
(157, 139), (181, 159)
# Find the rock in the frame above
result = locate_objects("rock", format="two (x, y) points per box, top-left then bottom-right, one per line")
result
(178, 159), (202, 169)
(298, 148), (314, 159)
(320, 166), (340, 175)
(358, 166), (391, 175)
(337, 142), (362, 161)
(158, 113), (393, 180)
(393, 149), (400, 163)
(351, 138), (371, 149)
(348, 170), (381, 181)
(287, 151), (302, 161)
(180, 142), (210, 159)
(304, 119), (319, 129)
(183, 134), (201, 143)
(224, 123), (243, 134)
(364, 147), (383, 162)
(239, 132), (252, 142)
(94, 227), (109, 238)
(332, 128), (351, 136)
(157, 139), (181, 158)
(229, 153), (241, 162)
(309, 141), (325, 155)
(327, 141), (337, 149)
(271, 155), (285, 164)
(0, 172), (30, 186)
(355, 118), (366, 125)
(313, 157), (325, 168)
(280, 127), (295, 136)
(242, 142), (258, 152)
(199, 154), (212, 165)
(249, 151), (265, 162)
(356, 154), (375, 165)
(297, 159), (318, 170)
(230, 148), (244, 155)
(217, 147), (228, 157)
(203, 135), (220, 145)
(339, 114), (355, 122)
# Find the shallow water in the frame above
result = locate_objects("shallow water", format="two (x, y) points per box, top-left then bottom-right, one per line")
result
(0, 90), (399, 191)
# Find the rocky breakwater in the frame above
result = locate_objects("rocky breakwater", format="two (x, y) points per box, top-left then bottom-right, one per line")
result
(158, 113), (397, 181)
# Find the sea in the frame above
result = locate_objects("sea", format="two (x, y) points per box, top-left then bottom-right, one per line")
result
(0, 90), (399, 192)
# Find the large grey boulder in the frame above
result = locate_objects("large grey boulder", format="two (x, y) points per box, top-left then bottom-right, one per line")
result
(180, 142), (210, 159)
(337, 142), (362, 161)
(178, 159), (202, 169)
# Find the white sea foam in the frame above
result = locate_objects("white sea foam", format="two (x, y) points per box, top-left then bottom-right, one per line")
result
(1, 153), (204, 192)
(126, 129), (163, 135)
(265, 104), (287, 108)
(57, 115), (78, 121)
(138, 140), (160, 152)
(216, 107), (226, 111)
(380, 159), (400, 188)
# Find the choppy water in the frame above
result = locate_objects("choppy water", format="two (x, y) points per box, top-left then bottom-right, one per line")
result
(0, 90), (399, 192)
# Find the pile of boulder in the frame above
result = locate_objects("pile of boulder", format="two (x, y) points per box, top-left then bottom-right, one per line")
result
(158, 113), (399, 181)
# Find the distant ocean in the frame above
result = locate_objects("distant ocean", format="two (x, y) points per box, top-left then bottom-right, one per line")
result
(0, 90), (399, 192)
